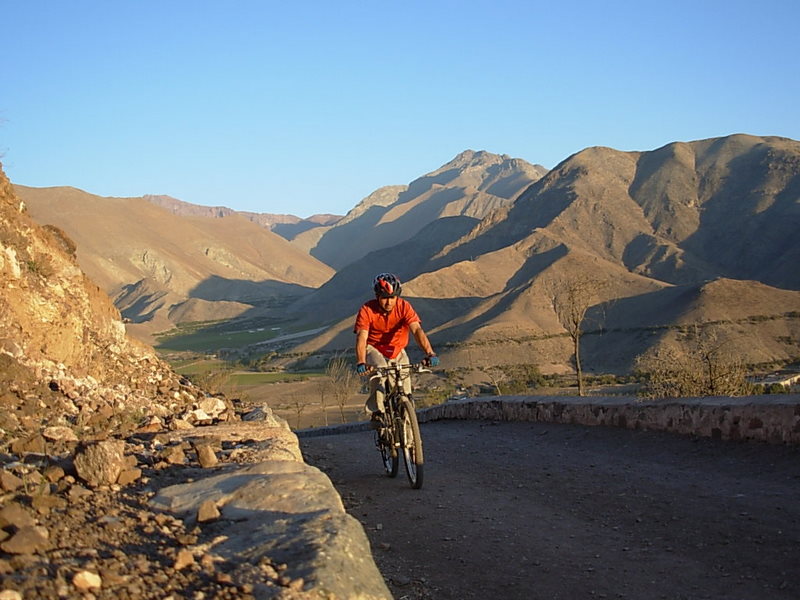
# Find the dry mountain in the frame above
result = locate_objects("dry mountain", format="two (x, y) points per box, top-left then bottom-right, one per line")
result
(144, 193), (342, 239)
(303, 150), (548, 269)
(0, 163), (197, 439)
(12, 135), (799, 375)
(282, 150), (549, 318)
(286, 135), (800, 374)
(16, 186), (334, 340)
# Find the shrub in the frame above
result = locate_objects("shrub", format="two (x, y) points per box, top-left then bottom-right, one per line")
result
(635, 327), (750, 398)
(42, 224), (77, 257)
(26, 256), (55, 279)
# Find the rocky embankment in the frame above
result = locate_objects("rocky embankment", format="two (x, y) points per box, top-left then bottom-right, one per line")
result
(0, 400), (390, 599)
(0, 163), (390, 599)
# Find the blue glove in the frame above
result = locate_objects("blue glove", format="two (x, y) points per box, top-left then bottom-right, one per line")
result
(426, 355), (440, 367)
(356, 363), (367, 375)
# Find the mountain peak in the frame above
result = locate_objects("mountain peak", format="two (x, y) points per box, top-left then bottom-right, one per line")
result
(442, 149), (510, 170)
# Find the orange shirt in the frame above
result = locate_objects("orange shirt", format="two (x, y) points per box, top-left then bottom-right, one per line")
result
(354, 298), (421, 359)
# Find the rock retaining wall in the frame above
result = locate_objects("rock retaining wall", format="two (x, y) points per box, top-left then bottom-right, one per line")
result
(417, 394), (800, 444)
(150, 420), (393, 599)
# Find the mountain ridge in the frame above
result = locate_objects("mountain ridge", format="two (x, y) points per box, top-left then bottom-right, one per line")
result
(16, 185), (335, 340)
(279, 135), (800, 374)
(15, 136), (800, 374)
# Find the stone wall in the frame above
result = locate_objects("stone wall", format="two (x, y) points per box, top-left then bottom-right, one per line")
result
(417, 394), (800, 444)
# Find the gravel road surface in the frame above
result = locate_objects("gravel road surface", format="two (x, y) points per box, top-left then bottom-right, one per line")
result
(300, 420), (800, 600)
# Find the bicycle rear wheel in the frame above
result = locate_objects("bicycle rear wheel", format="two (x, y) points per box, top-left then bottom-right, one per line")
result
(399, 396), (424, 489)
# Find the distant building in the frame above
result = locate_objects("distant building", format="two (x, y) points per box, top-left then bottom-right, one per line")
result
(750, 370), (800, 391)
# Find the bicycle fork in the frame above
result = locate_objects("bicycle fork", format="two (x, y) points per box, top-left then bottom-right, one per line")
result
(392, 415), (402, 449)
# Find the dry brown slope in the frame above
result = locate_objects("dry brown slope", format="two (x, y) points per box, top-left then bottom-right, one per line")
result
(144, 193), (344, 238)
(449, 134), (800, 289)
(16, 184), (334, 335)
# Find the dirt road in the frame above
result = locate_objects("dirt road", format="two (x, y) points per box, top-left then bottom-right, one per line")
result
(300, 420), (800, 600)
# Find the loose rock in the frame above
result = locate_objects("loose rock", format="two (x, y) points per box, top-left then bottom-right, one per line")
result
(73, 440), (126, 487)
(0, 526), (50, 554)
(72, 570), (102, 590)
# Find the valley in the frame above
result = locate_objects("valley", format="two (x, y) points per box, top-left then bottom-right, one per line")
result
(14, 134), (800, 392)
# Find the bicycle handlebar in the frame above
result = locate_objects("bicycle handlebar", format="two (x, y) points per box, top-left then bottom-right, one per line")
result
(361, 362), (432, 376)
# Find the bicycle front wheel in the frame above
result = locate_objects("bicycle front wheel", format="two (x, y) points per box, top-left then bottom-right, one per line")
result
(399, 396), (424, 489)
(377, 425), (399, 478)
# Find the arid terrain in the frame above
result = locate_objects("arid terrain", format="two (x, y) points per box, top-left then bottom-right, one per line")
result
(19, 135), (800, 378)
(301, 420), (800, 600)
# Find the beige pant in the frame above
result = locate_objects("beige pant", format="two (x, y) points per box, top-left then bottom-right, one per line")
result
(364, 345), (412, 414)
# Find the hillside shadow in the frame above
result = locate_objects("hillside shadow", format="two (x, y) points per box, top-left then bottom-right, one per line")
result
(116, 282), (169, 323)
(397, 168), (465, 203)
(420, 271), (702, 373)
(298, 295), (488, 359)
(140, 276), (323, 352)
(311, 186), (474, 269)
(428, 246), (566, 342)
(680, 143), (800, 290)
(578, 284), (703, 372)
(291, 242), (569, 353)
(290, 216), (482, 322)
(188, 275), (314, 303)
(310, 204), (393, 267)
(272, 220), (322, 241)
(431, 174), (573, 266)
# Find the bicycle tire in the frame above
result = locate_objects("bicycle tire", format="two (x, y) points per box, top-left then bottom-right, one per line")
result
(377, 424), (399, 478)
(399, 396), (424, 489)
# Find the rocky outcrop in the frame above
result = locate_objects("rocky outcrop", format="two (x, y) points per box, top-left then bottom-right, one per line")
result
(0, 163), (217, 446)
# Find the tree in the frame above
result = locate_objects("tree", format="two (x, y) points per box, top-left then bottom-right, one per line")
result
(316, 377), (331, 426)
(326, 354), (357, 424)
(635, 325), (750, 398)
(283, 394), (306, 430)
(479, 365), (505, 396)
(545, 275), (606, 396)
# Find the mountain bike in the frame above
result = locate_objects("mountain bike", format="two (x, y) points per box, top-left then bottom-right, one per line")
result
(369, 363), (427, 489)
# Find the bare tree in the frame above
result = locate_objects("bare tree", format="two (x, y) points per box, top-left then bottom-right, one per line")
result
(316, 377), (331, 427)
(326, 354), (357, 424)
(545, 276), (606, 396)
(189, 367), (234, 396)
(479, 365), (505, 395)
(636, 324), (750, 399)
(289, 394), (306, 430)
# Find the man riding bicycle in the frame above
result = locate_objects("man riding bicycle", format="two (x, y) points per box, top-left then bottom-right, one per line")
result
(354, 273), (439, 428)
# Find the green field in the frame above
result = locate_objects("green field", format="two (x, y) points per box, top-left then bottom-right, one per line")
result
(166, 355), (323, 385)
(227, 372), (320, 385)
(169, 358), (228, 375)
(154, 315), (328, 354)
(155, 321), (283, 352)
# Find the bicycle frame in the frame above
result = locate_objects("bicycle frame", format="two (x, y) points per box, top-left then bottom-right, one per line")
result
(369, 362), (428, 489)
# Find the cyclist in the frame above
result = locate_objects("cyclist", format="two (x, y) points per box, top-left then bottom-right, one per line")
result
(354, 273), (439, 428)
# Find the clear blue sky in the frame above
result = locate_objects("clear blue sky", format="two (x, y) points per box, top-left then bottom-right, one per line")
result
(3, 1), (798, 218)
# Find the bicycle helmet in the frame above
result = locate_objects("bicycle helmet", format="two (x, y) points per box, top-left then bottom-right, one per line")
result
(373, 273), (402, 298)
